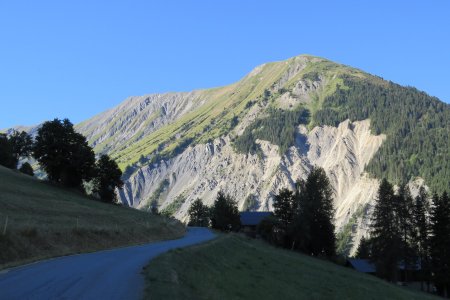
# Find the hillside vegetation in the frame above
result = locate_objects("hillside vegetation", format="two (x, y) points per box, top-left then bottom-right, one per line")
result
(0, 166), (185, 269)
(314, 75), (450, 193)
(143, 234), (436, 300)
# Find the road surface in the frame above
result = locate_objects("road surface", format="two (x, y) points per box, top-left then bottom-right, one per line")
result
(0, 227), (215, 300)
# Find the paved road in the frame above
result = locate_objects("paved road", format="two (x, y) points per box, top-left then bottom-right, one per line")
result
(0, 227), (215, 300)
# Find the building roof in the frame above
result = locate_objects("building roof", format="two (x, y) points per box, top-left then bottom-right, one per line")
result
(240, 212), (272, 226)
(347, 259), (376, 273)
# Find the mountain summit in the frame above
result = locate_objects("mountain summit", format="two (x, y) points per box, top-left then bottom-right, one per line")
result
(75, 54), (449, 254)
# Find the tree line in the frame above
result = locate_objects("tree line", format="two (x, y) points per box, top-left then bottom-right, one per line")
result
(257, 167), (336, 258)
(187, 191), (241, 231)
(188, 167), (336, 259)
(0, 118), (123, 203)
(356, 178), (450, 297)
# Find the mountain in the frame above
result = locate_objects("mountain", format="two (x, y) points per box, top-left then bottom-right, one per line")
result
(18, 55), (450, 255)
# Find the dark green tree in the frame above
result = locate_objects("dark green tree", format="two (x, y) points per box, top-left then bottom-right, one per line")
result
(355, 236), (372, 259)
(8, 130), (33, 166)
(188, 198), (210, 227)
(273, 188), (295, 247)
(430, 192), (450, 297)
(33, 118), (96, 188)
(394, 184), (415, 282)
(412, 187), (431, 291)
(210, 191), (241, 231)
(19, 162), (34, 176)
(289, 168), (335, 257)
(92, 154), (123, 203)
(302, 167), (336, 257)
(0, 134), (15, 169)
(370, 179), (402, 281)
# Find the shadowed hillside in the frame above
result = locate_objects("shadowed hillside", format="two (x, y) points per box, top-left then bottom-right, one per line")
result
(0, 166), (185, 269)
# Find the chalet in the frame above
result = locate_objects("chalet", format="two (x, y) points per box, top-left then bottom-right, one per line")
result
(240, 211), (272, 237)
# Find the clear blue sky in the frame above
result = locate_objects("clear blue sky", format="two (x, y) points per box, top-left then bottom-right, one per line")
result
(1, 0), (449, 129)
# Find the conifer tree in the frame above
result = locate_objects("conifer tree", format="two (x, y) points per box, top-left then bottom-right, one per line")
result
(210, 191), (240, 231)
(355, 236), (372, 259)
(273, 188), (295, 247)
(430, 192), (450, 297)
(371, 179), (402, 281)
(291, 167), (335, 257)
(394, 184), (415, 282)
(412, 187), (430, 291)
(188, 198), (210, 227)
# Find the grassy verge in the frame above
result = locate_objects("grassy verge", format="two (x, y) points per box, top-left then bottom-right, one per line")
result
(0, 166), (185, 269)
(143, 234), (437, 300)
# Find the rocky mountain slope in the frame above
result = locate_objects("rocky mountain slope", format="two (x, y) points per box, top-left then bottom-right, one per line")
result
(15, 55), (448, 255)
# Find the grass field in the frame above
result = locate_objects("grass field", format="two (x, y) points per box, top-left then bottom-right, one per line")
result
(143, 234), (437, 300)
(0, 166), (185, 269)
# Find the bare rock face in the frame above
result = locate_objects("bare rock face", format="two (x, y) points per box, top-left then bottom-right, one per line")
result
(76, 91), (204, 154)
(120, 119), (385, 246)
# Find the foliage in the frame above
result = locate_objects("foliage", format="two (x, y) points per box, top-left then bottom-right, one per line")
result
(430, 191), (450, 296)
(210, 191), (241, 232)
(0, 134), (16, 169)
(412, 187), (431, 291)
(145, 179), (170, 211)
(187, 198), (210, 227)
(355, 236), (372, 259)
(265, 167), (336, 258)
(234, 107), (310, 155)
(293, 167), (336, 257)
(8, 130), (33, 163)
(33, 118), (96, 188)
(161, 194), (186, 217)
(92, 154), (123, 203)
(314, 76), (450, 194)
(272, 188), (296, 247)
(370, 179), (402, 281)
(19, 162), (34, 176)
(336, 215), (357, 257)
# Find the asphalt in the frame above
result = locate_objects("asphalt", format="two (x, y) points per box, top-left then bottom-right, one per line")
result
(0, 227), (216, 300)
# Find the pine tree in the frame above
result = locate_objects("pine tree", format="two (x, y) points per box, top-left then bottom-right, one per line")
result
(273, 188), (295, 247)
(394, 184), (415, 282)
(371, 179), (402, 281)
(430, 192), (450, 297)
(291, 167), (335, 257)
(210, 191), (241, 232)
(188, 198), (210, 227)
(355, 236), (372, 259)
(412, 187), (430, 291)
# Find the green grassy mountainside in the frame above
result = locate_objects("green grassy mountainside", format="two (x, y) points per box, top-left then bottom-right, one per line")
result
(0, 166), (185, 269)
(143, 234), (437, 300)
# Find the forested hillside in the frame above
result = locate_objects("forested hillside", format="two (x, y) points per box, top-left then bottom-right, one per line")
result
(314, 75), (449, 193)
